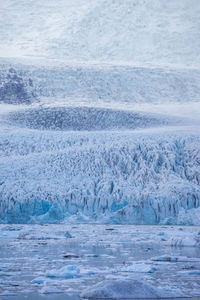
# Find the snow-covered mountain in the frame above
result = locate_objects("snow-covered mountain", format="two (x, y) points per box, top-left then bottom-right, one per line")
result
(0, 0), (200, 67)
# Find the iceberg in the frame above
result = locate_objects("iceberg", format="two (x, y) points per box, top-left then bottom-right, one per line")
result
(80, 279), (187, 299)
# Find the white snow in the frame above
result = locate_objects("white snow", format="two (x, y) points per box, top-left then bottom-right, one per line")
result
(0, 0), (200, 67)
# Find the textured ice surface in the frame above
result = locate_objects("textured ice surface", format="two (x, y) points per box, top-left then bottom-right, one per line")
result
(80, 279), (186, 299)
(1, 61), (200, 105)
(6, 106), (181, 131)
(0, 126), (199, 225)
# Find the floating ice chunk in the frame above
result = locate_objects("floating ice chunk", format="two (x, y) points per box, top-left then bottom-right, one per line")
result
(64, 231), (72, 238)
(151, 255), (200, 262)
(0, 272), (14, 277)
(63, 253), (79, 259)
(17, 232), (30, 240)
(120, 262), (157, 273)
(46, 265), (81, 279)
(0, 290), (17, 296)
(179, 270), (200, 275)
(1, 226), (22, 231)
(31, 276), (45, 284)
(40, 285), (63, 294)
(170, 236), (200, 247)
(80, 279), (186, 299)
(158, 232), (165, 236)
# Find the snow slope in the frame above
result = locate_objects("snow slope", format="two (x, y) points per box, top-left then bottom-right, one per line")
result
(0, 0), (200, 67)
(1, 60), (200, 105)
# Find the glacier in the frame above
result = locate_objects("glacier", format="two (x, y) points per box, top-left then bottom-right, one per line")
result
(0, 60), (200, 226)
(0, 0), (200, 226)
(1, 1), (200, 299)
(0, 60), (199, 226)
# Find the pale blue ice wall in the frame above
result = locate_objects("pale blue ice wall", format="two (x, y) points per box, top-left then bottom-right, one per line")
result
(0, 131), (199, 224)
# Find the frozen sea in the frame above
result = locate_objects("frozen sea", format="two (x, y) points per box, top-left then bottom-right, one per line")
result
(0, 224), (200, 299)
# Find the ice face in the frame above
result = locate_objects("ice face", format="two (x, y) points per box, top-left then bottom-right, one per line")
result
(0, 128), (199, 225)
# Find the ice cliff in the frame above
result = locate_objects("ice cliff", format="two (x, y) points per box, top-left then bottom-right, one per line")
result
(0, 129), (199, 225)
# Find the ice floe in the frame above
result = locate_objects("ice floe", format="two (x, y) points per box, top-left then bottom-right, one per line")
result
(151, 255), (200, 262)
(45, 265), (81, 279)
